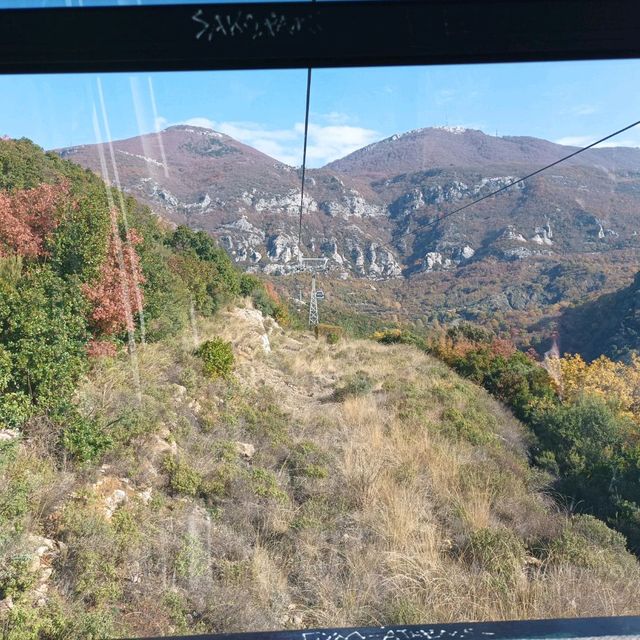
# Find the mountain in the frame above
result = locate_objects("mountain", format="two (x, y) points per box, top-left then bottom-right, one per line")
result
(327, 125), (640, 177)
(58, 125), (640, 321)
(557, 270), (640, 361)
(59, 125), (402, 279)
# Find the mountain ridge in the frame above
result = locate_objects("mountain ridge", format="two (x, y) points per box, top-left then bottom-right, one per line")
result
(56, 123), (640, 325)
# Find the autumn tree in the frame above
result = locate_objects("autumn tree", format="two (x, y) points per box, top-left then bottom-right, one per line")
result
(0, 181), (69, 258)
(83, 211), (145, 338)
(559, 353), (640, 423)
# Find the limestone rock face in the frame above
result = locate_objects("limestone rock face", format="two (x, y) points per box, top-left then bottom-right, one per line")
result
(92, 475), (135, 519)
(267, 234), (301, 264)
(0, 429), (19, 442)
(424, 251), (453, 272)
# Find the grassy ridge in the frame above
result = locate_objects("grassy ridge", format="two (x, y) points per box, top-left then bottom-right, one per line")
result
(2, 306), (640, 637)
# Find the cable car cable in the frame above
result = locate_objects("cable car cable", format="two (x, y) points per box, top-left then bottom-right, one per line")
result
(373, 118), (640, 256)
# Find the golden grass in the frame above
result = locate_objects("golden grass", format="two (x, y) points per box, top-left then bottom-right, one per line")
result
(10, 306), (639, 638)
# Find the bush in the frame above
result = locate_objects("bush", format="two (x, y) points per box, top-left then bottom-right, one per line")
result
(465, 527), (526, 582)
(163, 456), (203, 497)
(0, 553), (36, 600)
(286, 441), (329, 480)
(447, 322), (493, 345)
(315, 323), (343, 344)
(175, 533), (208, 579)
(0, 392), (32, 430)
(546, 516), (628, 571)
(530, 394), (640, 553)
(62, 410), (113, 464)
(250, 467), (288, 502)
(333, 370), (374, 401)
(239, 273), (261, 297)
(272, 302), (290, 327)
(196, 337), (234, 380)
(441, 407), (496, 445)
(372, 328), (425, 349)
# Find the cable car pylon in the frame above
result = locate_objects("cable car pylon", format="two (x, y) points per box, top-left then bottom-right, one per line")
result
(299, 255), (328, 328)
(309, 272), (319, 327)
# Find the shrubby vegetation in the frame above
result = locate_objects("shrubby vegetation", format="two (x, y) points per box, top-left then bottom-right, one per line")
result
(373, 322), (640, 554)
(197, 338), (235, 380)
(0, 139), (293, 636)
(0, 139), (280, 437)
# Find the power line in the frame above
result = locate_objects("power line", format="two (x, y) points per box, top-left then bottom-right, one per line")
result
(297, 67), (313, 251)
(297, 0), (317, 252)
(380, 118), (640, 254)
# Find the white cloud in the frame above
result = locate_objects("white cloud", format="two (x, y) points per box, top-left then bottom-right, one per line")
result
(555, 135), (594, 147)
(182, 117), (216, 130)
(555, 133), (640, 148)
(573, 104), (598, 116)
(558, 104), (599, 117)
(319, 111), (352, 125)
(154, 115), (168, 131)
(597, 138), (640, 148)
(435, 88), (456, 105)
(176, 115), (380, 166)
(301, 123), (379, 164)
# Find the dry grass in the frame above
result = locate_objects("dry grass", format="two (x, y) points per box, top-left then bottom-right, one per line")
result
(5, 303), (640, 637)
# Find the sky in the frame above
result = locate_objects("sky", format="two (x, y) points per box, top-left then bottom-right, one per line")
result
(0, 58), (639, 167)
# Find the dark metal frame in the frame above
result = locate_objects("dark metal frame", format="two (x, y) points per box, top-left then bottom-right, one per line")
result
(0, 0), (640, 74)
(140, 615), (640, 639)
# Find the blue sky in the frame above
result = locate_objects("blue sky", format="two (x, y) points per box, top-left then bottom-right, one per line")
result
(0, 58), (639, 167)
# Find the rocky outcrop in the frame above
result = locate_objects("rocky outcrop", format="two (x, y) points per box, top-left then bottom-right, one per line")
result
(0, 429), (19, 442)
(531, 222), (553, 245)
(367, 243), (402, 278)
(267, 234), (301, 264)
(244, 188), (318, 216)
(424, 251), (453, 272)
(58, 124), (640, 287)
(319, 190), (384, 218)
(0, 534), (64, 610)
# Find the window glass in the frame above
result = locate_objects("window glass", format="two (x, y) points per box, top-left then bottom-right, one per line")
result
(1, 53), (640, 639)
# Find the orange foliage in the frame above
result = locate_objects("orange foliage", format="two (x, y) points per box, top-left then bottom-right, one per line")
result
(86, 339), (118, 359)
(263, 280), (281, 304)
(490, 338), (517, 358)
(83, 215), (145, 336)
(0, 182), (69, 257)
(432, 332), (517, 362)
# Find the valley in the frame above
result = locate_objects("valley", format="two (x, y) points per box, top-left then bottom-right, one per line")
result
(59, 124), (640, 345)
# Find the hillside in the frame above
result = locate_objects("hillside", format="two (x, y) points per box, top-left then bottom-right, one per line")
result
(3, 304), (640, 638)
(58, 125), (640, 328)
(59, 126), (397, 279)
(557, 270), (640, 361)
(2, 136), (640, 638)
(326, 126), (640, 177)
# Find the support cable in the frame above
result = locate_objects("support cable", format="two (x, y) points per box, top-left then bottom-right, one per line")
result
(297, 69), (312, 251)
(377, 118), (640, 255)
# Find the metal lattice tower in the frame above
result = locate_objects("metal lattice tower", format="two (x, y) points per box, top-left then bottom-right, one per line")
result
(300, 257), (326, 328)
(308, 273), (319, 327)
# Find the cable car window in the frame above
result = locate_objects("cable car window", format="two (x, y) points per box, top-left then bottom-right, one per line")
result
(0, 3), (640, 640)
